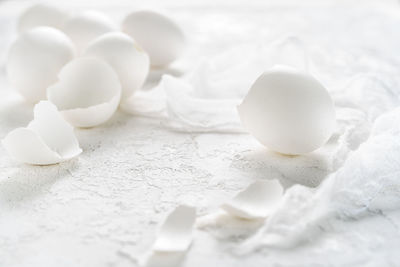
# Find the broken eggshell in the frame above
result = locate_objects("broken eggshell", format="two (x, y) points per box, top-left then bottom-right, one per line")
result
(2, 101), (82, 165)
(153, 205), (196, 252)
(222, 179), (284, 220)
(47, 57), (121, 128)
(122, 10), (185, 67)
(85, 32), (150, 100)
(17, 3), (70, 33)
(238, 66), (336, 155)
(63, 10), (116, 54)
(6, 26), (75, 103)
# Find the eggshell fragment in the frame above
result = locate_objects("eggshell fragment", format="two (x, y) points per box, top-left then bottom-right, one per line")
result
(47, 57), (121, 128)
(63, 10), (116, 54)
(122, 10), (185, 67)
(238, 66), (336, 155)
(17, 3), (70, 33)
(153, 205), (196, 252)
(6, 26), (75, 103)
(85, 32), (150, 100)
(222, 180), (284, 219)
(2, 101), (82, 165)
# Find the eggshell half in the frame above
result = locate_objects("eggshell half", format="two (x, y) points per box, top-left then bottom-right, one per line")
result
(238, 66), (336, 155)
(6, 26), (75, 103)
(47, 57), (121, 128)
(122, 10), (185, 67)
(2, 101), (82, 165)
(17, 3), (70, 33)
(85, 32), (150, 100)
(63, 10), (116, 54)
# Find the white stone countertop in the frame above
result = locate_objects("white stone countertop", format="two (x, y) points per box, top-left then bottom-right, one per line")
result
(1, 1), (400, 266)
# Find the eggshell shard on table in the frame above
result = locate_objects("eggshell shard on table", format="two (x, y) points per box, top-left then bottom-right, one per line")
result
(85, 32), (150, 100)
(47, 57), (121, 128)
(17, 3), (70, 33)
(222, 180), (284, 220)
(153, 205), (196, 252)
(238, 66), (336, 155)
(63, 10), (116, 54)
(2, 101), (82, 165)
(122, 10), (185, 67)
(6, 26), (75, 103)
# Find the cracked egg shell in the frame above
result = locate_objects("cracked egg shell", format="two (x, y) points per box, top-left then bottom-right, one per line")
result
(17, 3), (70, 33)
(62, 10), (116, 54)
(122, 10), (185, 67)
(238, 66), (336, 155)
(47, 57), (121, 128)
(85, 32), (150, 100)
(2, 101), (82, 165)
(6, 26), (75, 103)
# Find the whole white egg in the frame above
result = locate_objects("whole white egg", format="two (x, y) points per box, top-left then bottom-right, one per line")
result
(6, 26), (75, 103)
(122, 10), (185, 67)
(238, 66), (336, 155)
(62, 10), (116, 54)
(47, 57), (121, 128)
(85, 32), (150, 100)
(17, 3), (70, 33)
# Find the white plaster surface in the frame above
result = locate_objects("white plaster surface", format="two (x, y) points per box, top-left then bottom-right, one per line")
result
(1, 1), (400, 266)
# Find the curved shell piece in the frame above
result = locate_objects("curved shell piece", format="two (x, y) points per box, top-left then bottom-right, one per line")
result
(63, 10), (116, 54)
(85, 32), (150, 100)
(2, 101), (82, 165)
(122, 10), (185, 67)
(47, 57), (121, 128)
(222, 179), (284, 219)
(17, 3), (70, 33)
(6, 26), (75, 103)
(238, 66), (336, 155)
(153, 205), (196, 252)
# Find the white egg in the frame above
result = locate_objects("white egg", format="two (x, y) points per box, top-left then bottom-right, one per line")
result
(63, 10), (116, 54)
(122, 10), (185, 67)
(85, 32), (150, 100)
(238, 66), (336, 155)
(2, 101), (82, 165)
(47, 57), (121, 128)
(6, 26), (75, 103)
(17, 3), (70, 33)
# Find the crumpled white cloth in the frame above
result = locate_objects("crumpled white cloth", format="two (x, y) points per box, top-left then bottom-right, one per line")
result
(121, 36), (310, 133)
(241, 107), (400, 250)
(122, 30), (400, 253)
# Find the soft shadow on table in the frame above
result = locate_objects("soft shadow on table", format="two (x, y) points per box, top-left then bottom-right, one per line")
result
(232, 148), (331, 189)
(0, 160), (79, 206)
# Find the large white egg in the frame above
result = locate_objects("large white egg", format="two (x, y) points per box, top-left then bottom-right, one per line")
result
(47, 57), (121, 128)
(6, 26), (75, 103)
(122, 10), (185, 67)
(238, 66), (336, 155)
(85, 32), (150, 100)
(62, 10), (116, 54)
(17, 3), (70, 33)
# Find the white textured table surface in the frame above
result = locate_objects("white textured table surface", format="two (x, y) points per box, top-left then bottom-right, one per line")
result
(1, 1), (400, 267)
